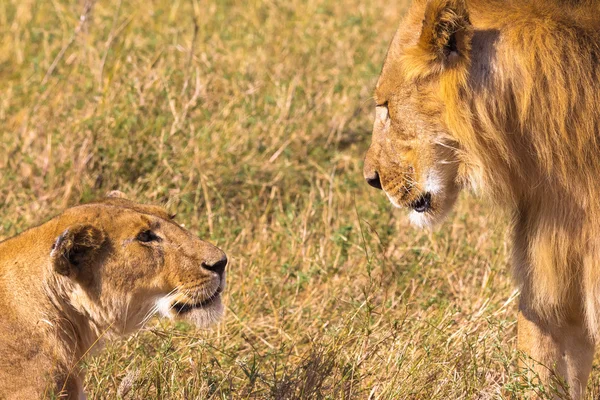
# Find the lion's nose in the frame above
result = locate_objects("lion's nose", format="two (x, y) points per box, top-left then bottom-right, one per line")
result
(365, 171), (383, 190)
(203, 255), (227, 278)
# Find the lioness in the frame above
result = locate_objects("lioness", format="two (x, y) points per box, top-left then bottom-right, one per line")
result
(0, 192), (227, 399)
(364, 0), (600, 398)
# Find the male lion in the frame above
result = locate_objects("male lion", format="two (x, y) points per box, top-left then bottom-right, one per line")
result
(363, 0), (600, 398)
(0, 192), (227, 399)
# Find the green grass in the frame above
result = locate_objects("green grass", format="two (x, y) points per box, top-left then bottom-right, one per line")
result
(2, 0), (600, 398)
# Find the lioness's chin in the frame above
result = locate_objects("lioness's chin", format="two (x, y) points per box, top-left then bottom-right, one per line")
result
(175, 297), (224, 328)
(156, 294), (225, 328)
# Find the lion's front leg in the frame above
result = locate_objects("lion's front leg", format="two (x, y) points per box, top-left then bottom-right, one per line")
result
(517, 303), (594, 399)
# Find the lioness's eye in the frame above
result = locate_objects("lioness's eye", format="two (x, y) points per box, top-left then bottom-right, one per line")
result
(137, 230), (160, 243)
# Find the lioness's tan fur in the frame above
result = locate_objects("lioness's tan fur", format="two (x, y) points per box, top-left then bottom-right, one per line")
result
(364, 0), (600, 397)
(0, 195), (227, 399)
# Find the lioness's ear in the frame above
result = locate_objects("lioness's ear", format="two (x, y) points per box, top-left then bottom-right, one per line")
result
(51, 225), (106, 277)
(417, 0), (472, 66)
(106, 190), (128, 199)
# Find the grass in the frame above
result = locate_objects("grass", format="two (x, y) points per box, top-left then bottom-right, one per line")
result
(2, 0), (600, 398)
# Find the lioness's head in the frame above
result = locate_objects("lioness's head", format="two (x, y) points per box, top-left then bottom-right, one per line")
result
(48, 192), (227, 334)
(364, 0), (473, 227)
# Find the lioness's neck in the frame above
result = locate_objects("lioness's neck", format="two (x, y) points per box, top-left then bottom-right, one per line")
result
(0, 222), (102, 368)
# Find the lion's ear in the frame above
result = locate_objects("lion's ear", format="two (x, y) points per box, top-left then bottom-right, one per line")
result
(51, 225), (106, 277)
(417, 0), (472, 66)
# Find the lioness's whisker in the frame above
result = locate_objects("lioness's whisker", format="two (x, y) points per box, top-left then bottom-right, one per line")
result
(140, 287), (180, 327)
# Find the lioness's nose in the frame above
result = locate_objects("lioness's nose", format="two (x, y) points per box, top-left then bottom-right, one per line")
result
(365, 171), (382, 190)
(203, 254), (227, 277)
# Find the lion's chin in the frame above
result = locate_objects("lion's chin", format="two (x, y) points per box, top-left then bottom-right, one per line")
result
(385, 191), (457, 229)
(408, 210), (437, 228)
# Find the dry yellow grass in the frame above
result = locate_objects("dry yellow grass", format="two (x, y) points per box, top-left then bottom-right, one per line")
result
(2, 0), (600, 398)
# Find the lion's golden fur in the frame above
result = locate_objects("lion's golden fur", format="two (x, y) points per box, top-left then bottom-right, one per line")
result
(0, 194), (227, 399)
(429, 0), (600, 329)
(364, 0), (600, 397)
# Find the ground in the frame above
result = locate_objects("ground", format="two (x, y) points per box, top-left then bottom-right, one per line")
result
(1, 0), (599, 398)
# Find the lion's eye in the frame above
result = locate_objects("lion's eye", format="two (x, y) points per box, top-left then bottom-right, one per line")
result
(376, 102), (389, 121)
(137, 230), (160, 243)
